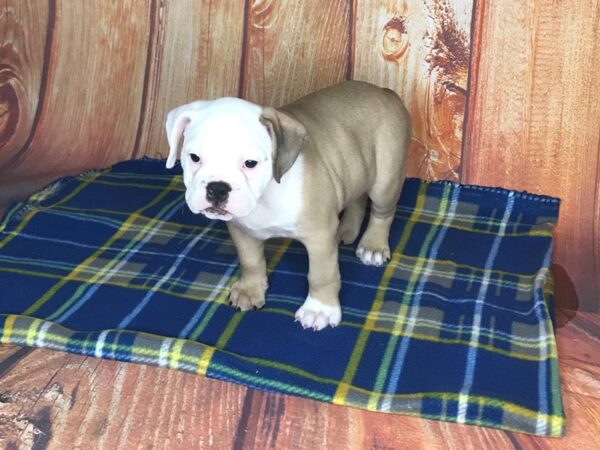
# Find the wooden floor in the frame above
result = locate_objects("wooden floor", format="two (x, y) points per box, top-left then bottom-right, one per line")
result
(0, 305), (598, 449)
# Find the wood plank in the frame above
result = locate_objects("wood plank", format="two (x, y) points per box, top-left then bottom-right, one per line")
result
(463, 0), (600, 312)
(555, 310), (600, 401)
(0, 349), (245, 449)
(2, 1), (152, 183)
(1, 309), (598, 447)
(0, 345), (32, 378)
(353, 0), (474, 180)
(134, 0), (246, 160)
(241, 0), (351, 106)
(0, 1), (49, 171)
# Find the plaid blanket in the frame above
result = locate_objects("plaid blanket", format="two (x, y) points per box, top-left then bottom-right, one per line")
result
(0, 159), (564, 436)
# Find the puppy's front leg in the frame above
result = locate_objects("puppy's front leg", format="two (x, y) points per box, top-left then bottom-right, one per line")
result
(227, 223), (268, 311)
(296, 233), (342, 330)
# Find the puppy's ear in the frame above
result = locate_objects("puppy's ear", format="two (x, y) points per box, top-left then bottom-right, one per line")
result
(260, 107), (307, 183)
(164, 101), (208, 169)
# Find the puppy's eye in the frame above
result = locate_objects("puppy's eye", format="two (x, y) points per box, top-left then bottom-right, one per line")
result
(244, 160), (258, 169)
(189, 153), (200, 163)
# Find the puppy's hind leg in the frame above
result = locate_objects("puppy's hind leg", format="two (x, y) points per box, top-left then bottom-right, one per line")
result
(337, 193), (368, 245)
(356, 173), (404, 267)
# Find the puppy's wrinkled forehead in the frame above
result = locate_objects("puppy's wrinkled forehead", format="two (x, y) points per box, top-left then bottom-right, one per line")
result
(185, 98), (270, 153)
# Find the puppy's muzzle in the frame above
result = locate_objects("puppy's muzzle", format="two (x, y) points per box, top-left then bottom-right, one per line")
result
(206, 181), (232, 205)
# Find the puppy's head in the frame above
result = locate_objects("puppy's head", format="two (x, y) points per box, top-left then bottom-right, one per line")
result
(165, 98), (306, 221)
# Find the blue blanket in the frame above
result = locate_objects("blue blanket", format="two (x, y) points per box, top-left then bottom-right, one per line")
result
(0, 159), (564, 436)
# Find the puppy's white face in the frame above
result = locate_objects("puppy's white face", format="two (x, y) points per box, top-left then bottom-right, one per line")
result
(166, 98), (274, 221)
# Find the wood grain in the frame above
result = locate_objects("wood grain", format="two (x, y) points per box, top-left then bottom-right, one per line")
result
(0, 350), (246, 448)
(1, 1), (151, 183)
(463, 0), (600, 312)
(241, 0), (351, 106)
(0, 1), (49, 171)
(134, 0), (246, 160)
(0, 308), (598, 448)
(353, 0), (473, 181)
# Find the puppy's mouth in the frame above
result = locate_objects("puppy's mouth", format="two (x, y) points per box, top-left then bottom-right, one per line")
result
(204, 206), (229, 216)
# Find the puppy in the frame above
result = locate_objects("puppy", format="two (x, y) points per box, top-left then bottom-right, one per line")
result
(165, 81), (411, 330)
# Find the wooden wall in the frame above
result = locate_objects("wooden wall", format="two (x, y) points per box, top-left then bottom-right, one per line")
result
(0, 1), (598, 311)
(0, 0), (471, 190)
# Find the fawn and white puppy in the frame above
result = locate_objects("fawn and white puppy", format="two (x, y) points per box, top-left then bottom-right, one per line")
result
(165, 81), (411, 330)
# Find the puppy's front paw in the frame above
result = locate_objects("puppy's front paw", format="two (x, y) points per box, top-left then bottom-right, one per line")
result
(295, 296), (341, 331)
(229, 279), (267, 311)
(356, 245), (390, 267)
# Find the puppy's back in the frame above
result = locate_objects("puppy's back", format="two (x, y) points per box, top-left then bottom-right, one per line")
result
(281, 81), (411, 208)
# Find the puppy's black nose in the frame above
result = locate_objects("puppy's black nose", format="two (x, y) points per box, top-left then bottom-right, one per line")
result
(206, 181), (231, 204)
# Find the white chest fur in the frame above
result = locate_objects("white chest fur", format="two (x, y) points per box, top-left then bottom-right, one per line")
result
(232, 155), (304, 240)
